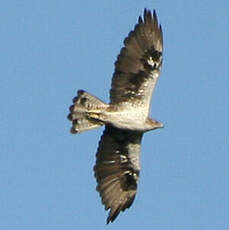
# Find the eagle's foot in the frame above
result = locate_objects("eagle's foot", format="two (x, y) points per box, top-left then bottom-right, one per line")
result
(87, 112), (101, 120)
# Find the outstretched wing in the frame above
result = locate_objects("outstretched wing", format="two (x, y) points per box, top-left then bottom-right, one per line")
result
(94, 125), (143, 224)
(110, 9), (163, 113)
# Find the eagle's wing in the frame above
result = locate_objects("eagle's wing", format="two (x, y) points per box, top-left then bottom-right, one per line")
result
(94, 125), (143, 224)
(110, 9), (163, 113)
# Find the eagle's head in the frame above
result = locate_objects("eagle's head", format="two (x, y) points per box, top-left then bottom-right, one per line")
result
(146, 118), (164, 131)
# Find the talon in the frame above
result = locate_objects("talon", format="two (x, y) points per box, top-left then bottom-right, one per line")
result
(87, 112), (100, 119)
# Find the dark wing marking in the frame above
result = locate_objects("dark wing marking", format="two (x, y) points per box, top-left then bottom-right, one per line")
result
(110, 9), (163, 112)
(94, 125), (143, 223)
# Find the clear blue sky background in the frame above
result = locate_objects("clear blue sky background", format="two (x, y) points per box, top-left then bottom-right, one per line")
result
(1, 0), (229, 229)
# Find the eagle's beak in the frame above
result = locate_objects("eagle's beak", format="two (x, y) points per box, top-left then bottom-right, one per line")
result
(157, 122), (164, 128)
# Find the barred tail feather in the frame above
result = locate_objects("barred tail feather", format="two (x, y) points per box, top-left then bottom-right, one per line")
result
(67, 90), (108, 134)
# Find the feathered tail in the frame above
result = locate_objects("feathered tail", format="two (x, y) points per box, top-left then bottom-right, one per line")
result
(67, 90), (108, 134)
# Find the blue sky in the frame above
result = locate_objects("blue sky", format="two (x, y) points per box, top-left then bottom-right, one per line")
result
(1, 0), (229, 229)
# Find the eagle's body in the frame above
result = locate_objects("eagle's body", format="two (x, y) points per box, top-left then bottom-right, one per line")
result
(68, 9), (163, 223)
(92, 105), (163, 131)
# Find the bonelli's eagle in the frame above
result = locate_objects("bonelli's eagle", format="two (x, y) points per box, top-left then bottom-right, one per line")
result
(68, 9), (163, 224)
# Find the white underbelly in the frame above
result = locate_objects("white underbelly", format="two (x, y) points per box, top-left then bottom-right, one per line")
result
(103, 109), (148, 131)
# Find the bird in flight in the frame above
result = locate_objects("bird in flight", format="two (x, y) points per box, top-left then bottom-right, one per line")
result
(68, 9), (163, 224)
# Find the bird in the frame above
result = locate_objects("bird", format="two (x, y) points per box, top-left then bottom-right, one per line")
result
(67, 9), (163, 224)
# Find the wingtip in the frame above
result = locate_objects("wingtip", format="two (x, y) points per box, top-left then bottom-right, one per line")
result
(143, 8), (151, 22)
(144, 8), (151, 15)
(153, 9), (158, 26)
(142, 8), (160, 27)
(106, 214), (114, 225)
(106, 218), (110, 225)
(138, 15), (143, 24)
(153, 9), (157, 18)
(106, 212), (114, 224)
(144, 8), (147, 16)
